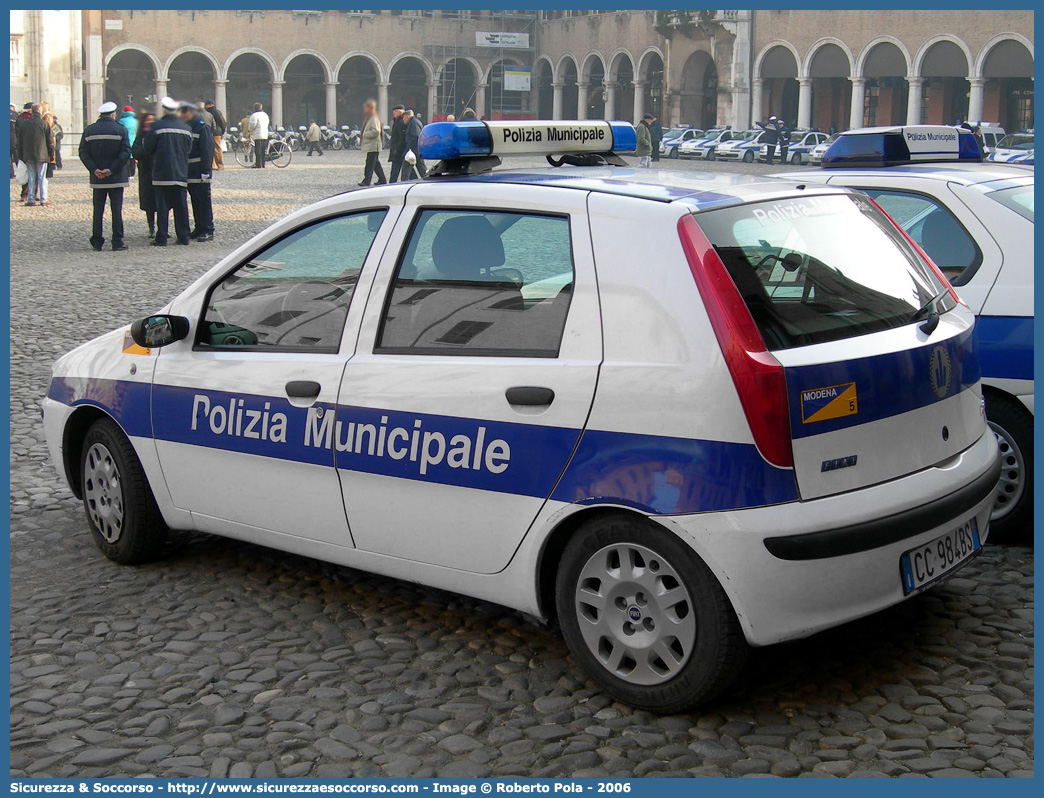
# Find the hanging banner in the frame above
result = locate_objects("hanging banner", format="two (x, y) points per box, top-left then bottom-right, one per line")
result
(475, 31), (530, 48)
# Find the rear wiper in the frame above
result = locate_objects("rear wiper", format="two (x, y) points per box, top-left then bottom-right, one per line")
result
(910, 287), (952, 334)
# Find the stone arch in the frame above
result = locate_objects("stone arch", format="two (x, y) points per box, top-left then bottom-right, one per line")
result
(386, 51), (434, 83)
(161, 45), (220, 83)
(333, 51), (386, 85)
(277, 49), (334, 84)
(857, 38), (912, 127)
(680, 49), (718, 128)
(336, 55), (380, 128)
(105, 43), (162, 77)
(557, 55), (579, 119)
(912, 35), (974, 78)
(104, 45), (160, 109)
(436, 57), (480, 119)
(224, 49), (276, 123)
(221, 48), (277, 83)
(754, 40), (801, 79)
(913, 36), (973, 124)
(803, 37), (855, 79)
(387, 54), (433, 118)
(608, 50), (636, 122)
(556, 54), (579, 85)
(975, 33), (1034, 78)
(533, 57), (554, 119)
(856, 36), (911, 78)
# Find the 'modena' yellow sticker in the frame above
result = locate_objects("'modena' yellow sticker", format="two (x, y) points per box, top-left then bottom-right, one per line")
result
(122, 331), (151, 356)
(801, 382), (858, 424)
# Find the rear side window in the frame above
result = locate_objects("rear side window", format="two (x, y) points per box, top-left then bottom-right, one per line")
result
(377, 209), (574, 357)
(986, 185), (1034, 223)
(861, 189), (981, 284)
(696, 193), (948, 351)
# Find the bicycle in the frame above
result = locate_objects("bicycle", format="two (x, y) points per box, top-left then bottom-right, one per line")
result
(234, 137), (292, 168)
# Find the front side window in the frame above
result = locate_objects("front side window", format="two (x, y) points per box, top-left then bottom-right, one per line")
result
(696, 193), (949, 351)
(198, 210), (387, 352)
(377, 209), (574, 356)
(863, 189), (981, 284)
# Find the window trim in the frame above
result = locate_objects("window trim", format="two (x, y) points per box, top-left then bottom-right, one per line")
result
(193, 207), (390, 355)
(373, 205), (576, 359)
(855, 186), (984, 287)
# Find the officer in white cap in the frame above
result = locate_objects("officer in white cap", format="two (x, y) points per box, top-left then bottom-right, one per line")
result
(758, 115), (781, 165)
(142, 97), (192, 245)
(78, 100), (132, 251)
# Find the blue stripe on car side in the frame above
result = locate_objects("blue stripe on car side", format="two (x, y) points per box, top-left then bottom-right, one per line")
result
(47, 378), (798, 514)
(976, 315), (1033, 382)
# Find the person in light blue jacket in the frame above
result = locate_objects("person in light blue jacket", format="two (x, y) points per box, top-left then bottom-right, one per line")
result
(118, 105), (138, 176)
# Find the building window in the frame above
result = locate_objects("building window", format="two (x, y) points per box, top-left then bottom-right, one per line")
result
(1007, 79), (1034, 133)
(864, 81), (880, 127)
(10, 36), (22, 80)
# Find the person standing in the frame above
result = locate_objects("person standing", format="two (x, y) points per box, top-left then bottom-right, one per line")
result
(9, 103), (18, 180)
(776, 118), (791, 165)
(118, 105), (138, 177)
(131, 112), (157, 239)
(17, 103), (54, 206)
(248, 102), (270, 168)
(358, 99), (386, 186)
(401, 109), (428, 180)
(635, 113), (653, 167)
(305, 120), (323, 156)
(757, 116), (780, 165)
(387, 105), (406, 181)
(204, 100), (226, 170)
(180, 101), (215, 242)
(144, 97), (191, 246)
(649, 115), (663, 162)
(78, 101), (131, 251)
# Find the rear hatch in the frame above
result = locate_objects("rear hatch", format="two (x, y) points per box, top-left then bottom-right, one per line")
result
(690, 190), (985, 500)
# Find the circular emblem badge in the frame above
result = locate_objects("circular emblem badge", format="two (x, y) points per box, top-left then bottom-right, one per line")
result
(627, 606), (642, 622)
(930, 346), (952, 399)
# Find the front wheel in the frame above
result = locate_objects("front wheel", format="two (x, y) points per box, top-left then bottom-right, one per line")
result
(331, 137), (344, 151)
(270, 140), (292, 168)
(556, 515), (748, 713)
(669, 147), (679, 159)
(234, 142), (254, 168)
(986, 393), (1033, 540)
(790, 153), (802, 165)
(81, 417), (167, 564)
(742, 150), (755, 163)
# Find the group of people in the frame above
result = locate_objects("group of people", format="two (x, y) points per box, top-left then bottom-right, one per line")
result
(357, 100), (440, 186)
(11, 101), (64, 205)
(78, 97), (221, 250)
(756, 116), (793, 165)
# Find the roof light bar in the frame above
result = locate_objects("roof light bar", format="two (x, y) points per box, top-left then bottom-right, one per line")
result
(419, 119), (637, 162)
(821, 125), (982, 168)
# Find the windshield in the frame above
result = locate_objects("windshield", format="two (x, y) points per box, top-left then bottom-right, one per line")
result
(696, 194), (949, 350)
(986, 185), (1034, 222)
(997, 134), (1033, 150)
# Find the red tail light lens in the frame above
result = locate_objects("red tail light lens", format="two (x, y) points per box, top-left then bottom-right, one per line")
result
(678, 214), (794, 469)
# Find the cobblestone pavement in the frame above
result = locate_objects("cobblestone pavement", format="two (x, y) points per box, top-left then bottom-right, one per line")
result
(10, 151), (1034, 778)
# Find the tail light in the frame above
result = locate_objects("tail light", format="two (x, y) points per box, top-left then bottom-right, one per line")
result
(678, 214), (794, 469)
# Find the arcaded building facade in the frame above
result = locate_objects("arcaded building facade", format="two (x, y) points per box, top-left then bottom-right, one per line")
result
(65, 10), (1033, 140)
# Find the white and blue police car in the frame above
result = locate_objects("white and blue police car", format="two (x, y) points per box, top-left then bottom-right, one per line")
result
(678, 127), (733, 160)
(987, 133), (1034, 164)
(659, 127), (704, 159)
(788, 125), (1033, 539)
(761, 129), (831, 165)
(43, 119), (1000, 712)
(711, 129), (767, 163)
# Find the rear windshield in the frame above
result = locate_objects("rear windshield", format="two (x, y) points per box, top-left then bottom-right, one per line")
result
(986, 185), (1034, 222)
(696, 193), (950, 351)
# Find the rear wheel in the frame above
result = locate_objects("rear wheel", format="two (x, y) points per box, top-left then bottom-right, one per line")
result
(234, 142), (254, 167)
(985, 393), (1033, 540)
(80, 418), (167, 564)
(556, 515), (748, 713)
(270, 140), (292, 168)
(331, 137), (344, 151)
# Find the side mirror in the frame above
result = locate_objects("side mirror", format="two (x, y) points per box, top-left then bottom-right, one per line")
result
(130, 315), (191, 348)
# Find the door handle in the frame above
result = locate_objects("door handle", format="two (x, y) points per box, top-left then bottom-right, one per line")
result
(506, 386), (555, 407)
(285, 380), (321, 399)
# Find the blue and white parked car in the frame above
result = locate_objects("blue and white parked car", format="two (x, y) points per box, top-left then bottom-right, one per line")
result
(659, 127), (705, 159)
(987, 133), (1034, 164)
(790, 124), (1032, 538)
(43, 119), (999, 712)
(762, 129), (831, 165)
(712, 129), (767, 162)
(808, 132), (841, 165)
(678, 127), (733, 160)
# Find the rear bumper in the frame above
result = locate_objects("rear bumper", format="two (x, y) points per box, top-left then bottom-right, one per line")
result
(660, 430), (999, 646)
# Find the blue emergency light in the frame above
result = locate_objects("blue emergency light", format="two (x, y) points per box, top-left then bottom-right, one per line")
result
(419, 119), (638, 163)
(821, 125), (982, 168)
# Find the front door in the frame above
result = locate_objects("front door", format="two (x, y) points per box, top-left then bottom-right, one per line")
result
(335, 183), (602, 574)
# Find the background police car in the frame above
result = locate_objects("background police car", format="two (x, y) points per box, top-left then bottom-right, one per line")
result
(42, 120), (999, 712)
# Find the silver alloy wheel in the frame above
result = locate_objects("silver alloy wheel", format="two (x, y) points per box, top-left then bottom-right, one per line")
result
(574, 542), (697, 686)
(989, 420), (1025, 521)
(83, 442), (124, 543)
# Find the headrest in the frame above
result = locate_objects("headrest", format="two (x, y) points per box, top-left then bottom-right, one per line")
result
(431, 216), (505, 280)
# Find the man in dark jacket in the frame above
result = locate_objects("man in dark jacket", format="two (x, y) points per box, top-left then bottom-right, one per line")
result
(17, 103), (55, 206)
(78, 101), (132, 251)
(757, 116), (780, 164)
(387, 106), (406, 182)
(649, 115), (663, 162)
(180, 101), (215, 242)
(143, 97), (192, 246)
(205, 100), (226, 170)
(401, 109), (427, 180)
(776, 118), (792, 165)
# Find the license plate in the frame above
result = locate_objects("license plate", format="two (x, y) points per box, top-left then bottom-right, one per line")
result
(900, 518), (981, 595)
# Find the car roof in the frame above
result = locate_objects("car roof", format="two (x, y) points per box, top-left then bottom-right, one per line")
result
(786, 162), (1034, 188)
(442, 166), (851, 210)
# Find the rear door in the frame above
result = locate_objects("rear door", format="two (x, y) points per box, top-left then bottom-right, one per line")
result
(334, 183), (601, 573)
(694, 191), (986, 501)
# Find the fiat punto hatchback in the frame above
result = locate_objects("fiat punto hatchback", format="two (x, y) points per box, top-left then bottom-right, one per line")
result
(43, 120), (1000, 712)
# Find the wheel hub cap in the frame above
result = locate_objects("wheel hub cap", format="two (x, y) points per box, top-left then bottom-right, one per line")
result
(575, 542), (696, 686)
(989, 421), (1025, 521)
(83, 442), (124, 543)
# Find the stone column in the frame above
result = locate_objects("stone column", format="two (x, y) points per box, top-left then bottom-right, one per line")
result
(603, 82), (616, 120)
(632, 80), (646, 124)
(750, 78), (763, 124)
(577, 83), (587, 120)
(968, 77), (985, 124)
(797, 78), (813, 130)
(214, 80), (228, 124)
(849, 76), (865, 131)
(426, 82), (439, 121)
(325, 82), (337, 127)
(377, 82), (390, 120)
(474, 83), (486, 119)
(906, 77), (923, 125)
(551, 82), (564, 120)
(270, 81), (284, 128)
(155, 79), (168, 103)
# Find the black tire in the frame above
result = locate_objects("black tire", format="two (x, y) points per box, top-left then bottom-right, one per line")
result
(705, 150), (715, 161)
(80, 417), (167, 564)
(669, 147), (679, 159)
(556, 515), (748, 713)
(985, 393), (1033, 541)
(742, 149), (754, 163)
(790, 153), (802, 165)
